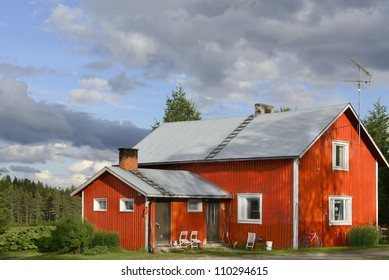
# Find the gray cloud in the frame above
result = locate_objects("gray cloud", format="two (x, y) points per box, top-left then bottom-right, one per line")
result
(108, 71), (145, 96)
(0, 76), (149, 150)
(10, 165), (41, 173)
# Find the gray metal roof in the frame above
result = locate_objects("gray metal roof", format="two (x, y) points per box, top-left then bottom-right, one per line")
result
(135, 116), (246, 163)
(136, 103), (350, 164)
(70, 165), (231, 199)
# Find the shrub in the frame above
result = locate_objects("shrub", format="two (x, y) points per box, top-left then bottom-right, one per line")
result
(92, 231), (120, 251)
(0, 226), (54, 252)
(84, 245), (110, 255)
(348, 224), (381, 247)
(50, 217), (95, 254)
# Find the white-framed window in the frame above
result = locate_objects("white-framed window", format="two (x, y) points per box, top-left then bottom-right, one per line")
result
(332, 140), (349, 171)
(237, 193), (262, 224)
(187, 199), (203, 212)
(120, 198), (134, 212)
(329, 196), (352, 225)
(93, 198), (107, 211)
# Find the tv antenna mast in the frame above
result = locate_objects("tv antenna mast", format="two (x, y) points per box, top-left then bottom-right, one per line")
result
(344, 58), (372, 142)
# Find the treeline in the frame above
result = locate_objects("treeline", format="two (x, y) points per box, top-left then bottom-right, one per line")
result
(0, 175), (81, 231)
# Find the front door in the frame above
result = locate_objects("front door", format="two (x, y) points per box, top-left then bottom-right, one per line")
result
(206, 202), (220, 242)
(155, 202), (171, 244)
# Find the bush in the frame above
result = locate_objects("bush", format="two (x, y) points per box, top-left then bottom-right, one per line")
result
(348, 224), (381, 247)
(84, 245), (110, 255)
(0, 226), (54, 252)
(92, 231), (120, 251)
(50, 217), (95, 254)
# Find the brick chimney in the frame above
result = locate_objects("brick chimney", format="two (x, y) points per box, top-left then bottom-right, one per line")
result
(118, 148), (138, 171)
(255, 103), (274, 115)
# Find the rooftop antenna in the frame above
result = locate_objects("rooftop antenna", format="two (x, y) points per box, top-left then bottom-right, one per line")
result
(345, 58), (372, 142)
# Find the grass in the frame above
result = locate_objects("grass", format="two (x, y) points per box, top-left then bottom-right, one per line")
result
(1, 243), (389, 260)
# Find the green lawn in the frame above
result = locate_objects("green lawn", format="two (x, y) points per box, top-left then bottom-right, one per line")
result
(2, 244), (388, 260)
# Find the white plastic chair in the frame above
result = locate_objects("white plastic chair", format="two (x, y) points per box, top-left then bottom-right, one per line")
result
(190, 231), (201, 249)
(245, 232), (256, 250)
(179, 231), (191, 248)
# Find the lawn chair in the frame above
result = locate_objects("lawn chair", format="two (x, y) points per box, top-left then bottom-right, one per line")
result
(245, 232), (256, 250)
(179, 231), (191, 248)
(190, 231), (201, 249)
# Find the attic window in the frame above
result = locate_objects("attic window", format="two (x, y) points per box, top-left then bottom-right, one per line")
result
(332, 141), (349, 171)
(120, 198), (134, 212)
(237, 193), (262, 224)
(93, 198), (107, 211)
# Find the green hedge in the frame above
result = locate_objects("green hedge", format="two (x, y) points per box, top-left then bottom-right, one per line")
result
(348, 224), (381, 246)
(92, 231), (120, 250)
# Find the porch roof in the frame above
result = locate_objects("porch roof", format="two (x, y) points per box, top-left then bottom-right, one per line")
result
(70, 165), (232, 199)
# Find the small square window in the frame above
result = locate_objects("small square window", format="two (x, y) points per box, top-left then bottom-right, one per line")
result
(120, 198), (134, 212)
(188, 200), (202, 212)
(332, 141), (349, 171)
(329, 196), (352, 225)
(93, 198), (107, 211)
(237, 193), (262, 224)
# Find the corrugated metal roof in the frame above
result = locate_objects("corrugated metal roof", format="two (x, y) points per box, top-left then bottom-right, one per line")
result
(215, 103), (348, 159)
(135, 168), (232, 198)
(135, 116), (246, 163)
(70, 165), (231, 199)
(136, 103), (349, 164)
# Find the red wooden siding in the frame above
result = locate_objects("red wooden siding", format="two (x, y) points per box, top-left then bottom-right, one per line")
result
(299, 113), (377, 246)
(83, 172), (146, 250)
(150, 160), (295, 248)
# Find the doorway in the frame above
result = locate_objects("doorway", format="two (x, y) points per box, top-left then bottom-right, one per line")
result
(206, 202), (220, 242)
(155, 202), (171, 244)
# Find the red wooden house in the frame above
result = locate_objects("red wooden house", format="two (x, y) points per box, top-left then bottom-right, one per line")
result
(71, 103), (388, 250)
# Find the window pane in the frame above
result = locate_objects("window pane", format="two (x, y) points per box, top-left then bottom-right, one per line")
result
(334, 200), (344, 221)
(124, 200), (133, 210)
(248, 198), (260, 219)
(336, 145), (344, 167)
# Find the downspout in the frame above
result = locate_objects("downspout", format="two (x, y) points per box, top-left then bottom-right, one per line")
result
(293, 158), (299, 249)
(145, 197), (150, 251)
(376, 161), (379, 227)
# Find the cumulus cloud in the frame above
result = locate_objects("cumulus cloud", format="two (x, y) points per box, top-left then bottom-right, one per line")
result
(41, 0), (389, 111)
(10, 165), (41, 173)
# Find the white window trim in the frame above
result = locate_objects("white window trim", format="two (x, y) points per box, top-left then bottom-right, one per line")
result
(187, 199), (203, 212)
(332, 140), (349, 171)
(120, 198), (134, 212)
(329, 195), (352, 226)
(93, 198), (107, 212)
(237, 193), (262, 224)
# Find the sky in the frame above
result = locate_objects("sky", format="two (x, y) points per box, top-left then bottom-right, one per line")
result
(1, 0), (389, 188)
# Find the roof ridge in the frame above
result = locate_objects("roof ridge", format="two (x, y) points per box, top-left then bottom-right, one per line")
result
(204, 114), (255, 160)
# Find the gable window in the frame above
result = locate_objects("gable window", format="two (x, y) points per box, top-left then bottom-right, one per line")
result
(237, 193), (262, 224)
(188, 200), (202, 212)
(120, 198), (134, 212)
(93, 198), (107, 211)
(332, 141), (349, 171)
(329, 196), (352, 225)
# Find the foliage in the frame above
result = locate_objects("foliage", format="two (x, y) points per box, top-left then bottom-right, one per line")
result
(49, 217), (95, 254)
(0, 226), (54, 252)
(84, 245), (110, 255)
(152, 84), (201, 129)
(0, 175), (81, 227)
(348, 224), (381, 247)
(363, 99), (389, 225)
(92, 230), (120, 251)
(0, 177), (12, 234)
